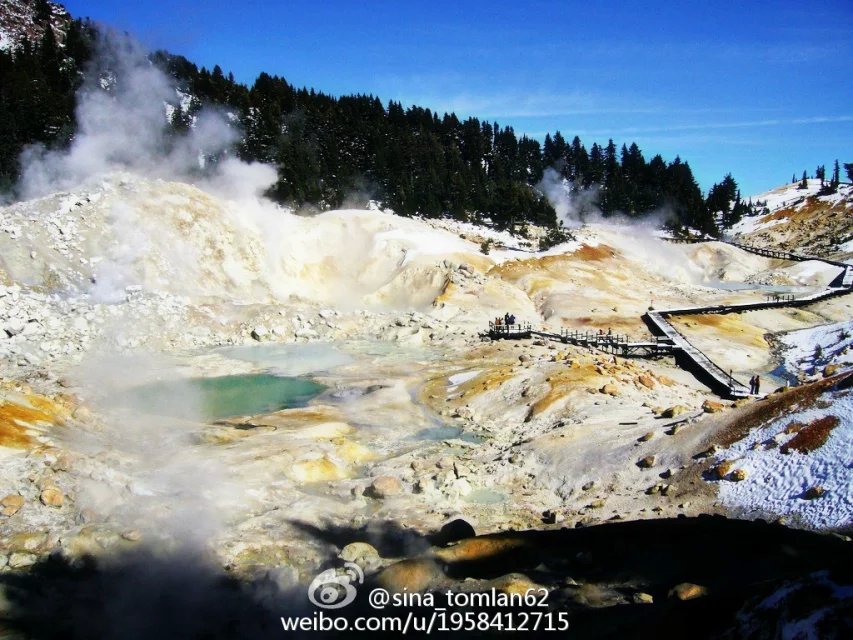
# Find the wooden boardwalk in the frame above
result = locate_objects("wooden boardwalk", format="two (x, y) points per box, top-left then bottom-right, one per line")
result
(485, 238), (852, 398)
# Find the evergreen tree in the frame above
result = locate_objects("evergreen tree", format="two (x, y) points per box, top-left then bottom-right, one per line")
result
(845, 162), (853, 183)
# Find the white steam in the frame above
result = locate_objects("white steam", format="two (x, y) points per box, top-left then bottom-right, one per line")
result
(19, 34), (245, 199)
(537, 167), (602, 229)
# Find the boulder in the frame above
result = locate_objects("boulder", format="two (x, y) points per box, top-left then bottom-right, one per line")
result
(599, 383), (619, 396)
(823, 364), (840, 378)
(365, 475), (404, 499)
(638, 431), (655, 442)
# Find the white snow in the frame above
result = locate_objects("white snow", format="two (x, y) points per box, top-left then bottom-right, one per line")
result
(779, 320), (853, 378)
(715, 390), (852, 529)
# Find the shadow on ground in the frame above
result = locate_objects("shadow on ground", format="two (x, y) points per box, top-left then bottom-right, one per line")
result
(0, 515), (850, 638)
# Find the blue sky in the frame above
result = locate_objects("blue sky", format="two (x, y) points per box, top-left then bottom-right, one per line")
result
(63, 0), (853, 196)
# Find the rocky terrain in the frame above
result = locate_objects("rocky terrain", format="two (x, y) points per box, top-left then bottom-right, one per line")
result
(0, 173), (851, 637)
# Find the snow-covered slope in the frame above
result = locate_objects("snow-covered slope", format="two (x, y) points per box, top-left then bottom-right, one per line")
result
(0, 0), (69, 52)
(727, 180), (853, 261)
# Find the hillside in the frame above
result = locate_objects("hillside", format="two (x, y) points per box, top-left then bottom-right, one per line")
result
(0, 0), (69, 52)
(727, 179), (853, 260)
(0, 1), (722, 233)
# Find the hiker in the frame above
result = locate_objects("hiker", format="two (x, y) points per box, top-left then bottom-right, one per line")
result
(504, 312), (511, 326)
(754, 375), (760, 395)
(508, 313), (516, 325)
(495, 316), (502, 326)
(607, 327), (613, 341)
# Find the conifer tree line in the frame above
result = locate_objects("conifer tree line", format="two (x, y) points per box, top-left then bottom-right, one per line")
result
(2, 15), (749, 236)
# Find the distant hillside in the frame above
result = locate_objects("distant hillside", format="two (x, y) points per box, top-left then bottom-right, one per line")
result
(3, 1), (723, 234)
(0, 0), (69, 51)
(727, 180), (853, 260)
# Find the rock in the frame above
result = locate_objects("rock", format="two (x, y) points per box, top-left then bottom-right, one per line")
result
(4, 318), (26, 337)
(581, 481), (595, 491)
(339, 542), (381, 572)
(712, 460), (734, 480)
(365, 475), (404, 499)
(823, 364), (840, 378)
(730, 468), (747, 482)
(120, 529), (142, 542)
(660, 468), (673, 479)
(638, 375), (656, 389)
(434, 518), (476, 545)
(413, 476), (435, 494)
(662, 405), (689, 418)
(40, 487), (64, 507)
(633, 592), (654, 604)
(376, 559), (444, 594)
(669, 582), (708, 601)
(702, 400), (724, 413)
(518, 354), (530, 364)
(638, 431), (655, 442)
(1, 494), (24, 516)
(599, 383), (619, 396)
(250, 326), (269, 341)
(637, 455), (656, 469)
(8, 552), (38, 569)
(803, 486), (825, 500)
(588, 498), (606, 509)
(542, 509), (558, 524)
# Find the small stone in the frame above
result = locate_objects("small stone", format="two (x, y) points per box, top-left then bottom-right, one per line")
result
(633, 592), (654, 604)
(637, 455), (656, 469)
(669, 582), (708, 601)
(339, 542), (381, 571)
(120, 529), (142, 542)
(702, 400), (724, 413)
(638, 375), (656, 389)
(662, 405), (689, 418)
(588, 499), (606, 509)
(581, 481), (595, 491)
(712, 460), (733, 480)
(413, 476), (435, 494)
(803, 486), (825, 500)
(250, 326), (269, 341)
(730, 468), (747, 482)
(364, 476), (404, 499)
(638, 431), (654, 442)
(1, 494), (25, 516)
(600, 383), (619, 396)
(8, 552), (38, 569)
(40, 487), (64, 507)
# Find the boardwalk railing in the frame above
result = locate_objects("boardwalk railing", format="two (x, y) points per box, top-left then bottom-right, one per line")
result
(488, 321), (532, 339)
(483, 240), (851, 398)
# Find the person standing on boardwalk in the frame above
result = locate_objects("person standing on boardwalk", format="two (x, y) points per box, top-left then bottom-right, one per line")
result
(754, 375), (760, 395)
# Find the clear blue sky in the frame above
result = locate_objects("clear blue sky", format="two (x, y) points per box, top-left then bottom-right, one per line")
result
(63, 0), (853, 196)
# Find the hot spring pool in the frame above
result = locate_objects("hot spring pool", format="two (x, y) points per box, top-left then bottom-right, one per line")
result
(123, 373), (326, 421)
